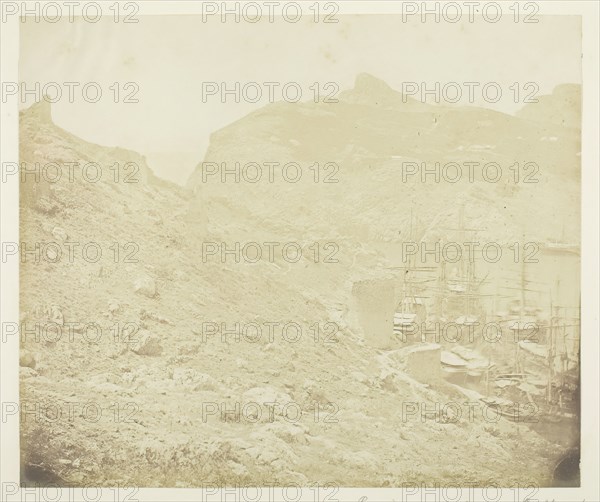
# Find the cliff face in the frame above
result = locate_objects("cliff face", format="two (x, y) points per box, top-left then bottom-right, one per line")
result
(187, 73), (580, 244)
(516, 83), (582, 130)
(20, 100), (157, 209)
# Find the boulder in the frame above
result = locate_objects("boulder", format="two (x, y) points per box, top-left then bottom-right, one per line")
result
(51, 226), (68, 242)
(172, 368), (218, 391)
(130, 330), (162, 356)
(134, 276), (157, 298)
(50, 305), (64, 326)
(20, 367), (38, 378)
(20, 352), (37, 369)
(108, 300), (121, 314)
(351, 370), (369, 384)
(262, 421), (308, 444)
(246, 431), (298, 468)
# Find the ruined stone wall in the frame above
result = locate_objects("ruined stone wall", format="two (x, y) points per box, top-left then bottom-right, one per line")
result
(351, 278), (396, 349)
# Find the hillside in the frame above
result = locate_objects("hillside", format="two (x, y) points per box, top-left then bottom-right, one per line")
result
(19, 74), (580, 487)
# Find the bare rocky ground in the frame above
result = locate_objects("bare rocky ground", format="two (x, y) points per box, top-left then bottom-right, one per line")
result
(19, 76), (579, 487)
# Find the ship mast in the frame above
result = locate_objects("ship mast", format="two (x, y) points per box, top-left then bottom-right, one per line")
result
(547, 293), (555, 404)
(515, 251), (526, 373)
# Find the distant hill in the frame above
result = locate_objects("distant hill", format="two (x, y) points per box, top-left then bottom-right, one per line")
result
(516, 83), (581, 130)
(187, 73), (581, 244)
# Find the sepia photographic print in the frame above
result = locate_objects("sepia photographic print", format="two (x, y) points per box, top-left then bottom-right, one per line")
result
(1, 1), (599, 501)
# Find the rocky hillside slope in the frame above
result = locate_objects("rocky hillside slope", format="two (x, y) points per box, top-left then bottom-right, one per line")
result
(19, 76), (579, 487)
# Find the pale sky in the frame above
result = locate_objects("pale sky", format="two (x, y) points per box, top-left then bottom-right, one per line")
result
(19, 15), (582, 184)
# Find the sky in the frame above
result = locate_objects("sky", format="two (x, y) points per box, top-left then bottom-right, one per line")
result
(19, 14), (582, 184)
